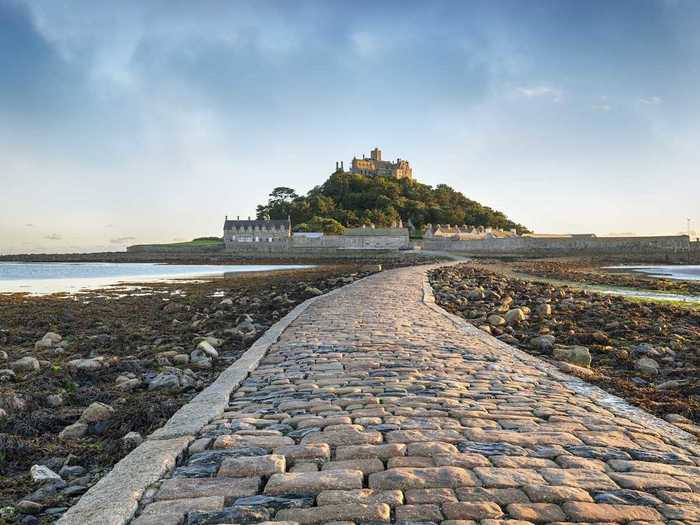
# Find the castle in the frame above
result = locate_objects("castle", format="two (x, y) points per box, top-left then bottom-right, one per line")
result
(335, 147), (413, 180)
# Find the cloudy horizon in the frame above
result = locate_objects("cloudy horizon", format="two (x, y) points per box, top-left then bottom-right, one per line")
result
(1, 0), (699, 254)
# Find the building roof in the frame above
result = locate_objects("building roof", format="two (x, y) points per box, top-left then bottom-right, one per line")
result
(224, 218), (290, 229)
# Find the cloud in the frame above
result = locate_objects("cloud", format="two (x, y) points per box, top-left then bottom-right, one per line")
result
(109, 236), (136, 244)
(171, 238), (185, 242)
(515, 85), (562, 100)
(639, 96), (662, 105)
(44, 233), (62, 240)
(25, 223), (35, 227)
(592, 104), (611, 112)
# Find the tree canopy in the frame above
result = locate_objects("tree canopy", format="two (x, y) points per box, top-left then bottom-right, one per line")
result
(256, 171), (529, 234)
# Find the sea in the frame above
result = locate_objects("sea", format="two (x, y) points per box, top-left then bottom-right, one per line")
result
(606, 265), (700, 281)
(0, 262), (314, 295)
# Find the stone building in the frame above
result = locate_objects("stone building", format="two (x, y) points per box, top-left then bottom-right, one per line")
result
(423, 224), (518, 240)
(223, 216), (291, 247)
(338, 147), (413, 180)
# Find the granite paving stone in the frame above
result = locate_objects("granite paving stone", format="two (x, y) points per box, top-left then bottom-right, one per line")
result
(112, 265), (699, 525)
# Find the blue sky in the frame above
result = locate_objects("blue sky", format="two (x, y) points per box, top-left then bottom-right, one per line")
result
(1, 0), (699, 253)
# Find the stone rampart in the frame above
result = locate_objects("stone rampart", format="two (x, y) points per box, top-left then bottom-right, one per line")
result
(419, 235), (693, 261)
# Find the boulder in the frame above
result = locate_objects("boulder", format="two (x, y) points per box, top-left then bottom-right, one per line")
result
(219, 298), (234, 308)
(467, 288), (485, 300)
(45, 394), (63, 408)
(35, 332), (62, 351)
(122, 431), (144, 450)
(0, 350), (7, 361)
(162, 302), (183, 313)
(530, 335), (556, 352)
(190, 349), (213, 368)
(58, 421), (88, 441)
(196, 340), (219, 359)
(487, 315), (506, 327)
(80, 402), (114, 423)
(635, 357), (660, 377)
(148, 367), (197, 392)
(10, 356), (40, 373)
(504, 308), (526, 325)
(67, 358), (104, 372)
(553, 346), (592, 368)
(535, 303), (552, 317)
(30, 465), (63, 484)
(304, 286), (323, 297)
(0, 369), (16, 382)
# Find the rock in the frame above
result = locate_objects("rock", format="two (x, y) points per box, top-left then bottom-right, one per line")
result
(304, 286), (323, 297)
(0, 391), (26, 412)
(360, 264), (382, 272)
(196, 340), (218, 358)
(148, 367), (197, 392)
(58, 465), (86, 479)
(0, 350), (7, 361)
(122, 431), (144, 450)
(30, 465), (62, 484)
(46, 394), (63, 407)
(35, 332), (62, 351)
(504, 308), (526, 325)
(59, 422), (88, 441)
(467, 288), (485, 300)
(0, 408), (6, 419)
(630, 343), (659, 357)
(10, 357), (40, 373)
(535, 303), (552, 316)
(635, 357), (659, 377)
(219, 298), (233, 307)
(0, 369), (16, 382)
(80, 402), (114, 423)
(552, 346), (592, 368)
(172, 353), (189, 365)
(17, 500), (42, 515)
(67, 358), (104, 372)
(487, 315), (506, 327)
(190, 349), (213, 369)
(530, 335), (555, 352)
(162, 302), (183, 313)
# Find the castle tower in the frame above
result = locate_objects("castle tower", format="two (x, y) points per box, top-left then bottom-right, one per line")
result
(370, 147), (382, 161)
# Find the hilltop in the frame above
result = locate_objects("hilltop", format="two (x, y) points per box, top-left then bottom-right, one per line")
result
(256, 170), (529, 234)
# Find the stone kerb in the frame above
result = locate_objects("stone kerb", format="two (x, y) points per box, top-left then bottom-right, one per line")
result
(56, 274), (374, 525)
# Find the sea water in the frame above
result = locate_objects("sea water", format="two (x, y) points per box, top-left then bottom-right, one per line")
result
(0, 262), (314, 294)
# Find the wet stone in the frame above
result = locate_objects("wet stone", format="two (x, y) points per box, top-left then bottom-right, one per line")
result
(457, 442), (528, 456)
(233, 494), (315, 510)
(564, 445), (631, 460)
(186, 505), (271, 525)
(592, 489), (662, 506)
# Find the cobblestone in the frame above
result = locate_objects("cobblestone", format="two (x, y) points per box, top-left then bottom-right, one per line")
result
(112, 265), (698, 525)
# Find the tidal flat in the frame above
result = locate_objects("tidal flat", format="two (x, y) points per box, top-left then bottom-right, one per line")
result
(0, 264), (377, 513)
(430, 262), (700, 434)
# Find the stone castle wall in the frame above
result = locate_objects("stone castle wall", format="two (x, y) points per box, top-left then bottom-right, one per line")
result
(419, 235), (695, 262)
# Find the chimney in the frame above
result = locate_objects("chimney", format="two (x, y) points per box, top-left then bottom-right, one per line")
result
(341, 161), (344, 170)
(237, 216), (240, 220)
(248, 216), (251, 220)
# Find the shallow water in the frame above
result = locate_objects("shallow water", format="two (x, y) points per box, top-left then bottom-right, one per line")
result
(0, 262), (314, 295)
(605, 264), (700, 281)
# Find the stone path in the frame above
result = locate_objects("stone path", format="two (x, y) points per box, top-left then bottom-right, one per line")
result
(107, 266), (700, 523)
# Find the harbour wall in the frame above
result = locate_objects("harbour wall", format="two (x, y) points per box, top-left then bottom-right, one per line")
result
(419, 235), (698, 262)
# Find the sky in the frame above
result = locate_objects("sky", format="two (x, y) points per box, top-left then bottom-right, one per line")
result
(1, 0), (699, 254)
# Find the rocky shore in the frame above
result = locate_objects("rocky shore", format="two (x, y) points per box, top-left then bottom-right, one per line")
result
(429, 263), (700, 433)
(0, 264), (383, 522)
(512, 258), (700, 296)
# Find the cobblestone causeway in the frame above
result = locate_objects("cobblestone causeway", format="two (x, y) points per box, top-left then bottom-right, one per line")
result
(112, 266), (700, 524)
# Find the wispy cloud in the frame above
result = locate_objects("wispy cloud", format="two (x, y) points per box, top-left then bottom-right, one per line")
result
(109, 236), (136, 244)
(592, 104), (611, 112)
(639, 96), (662, 105)
(515, 85), (562, 101)
(44, 233), (62, 240)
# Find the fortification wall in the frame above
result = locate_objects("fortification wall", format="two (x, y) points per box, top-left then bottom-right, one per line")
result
(419, 235), (693, 261)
